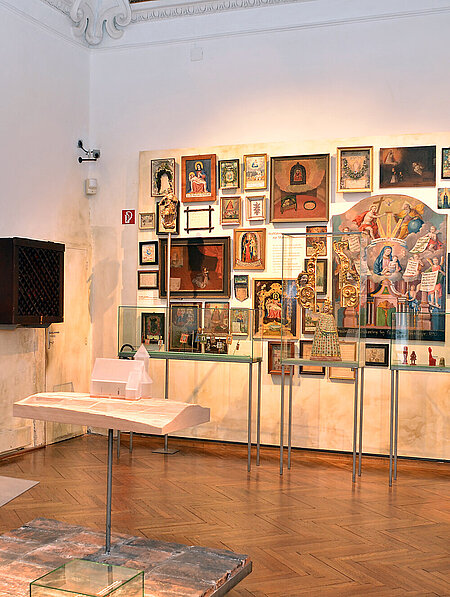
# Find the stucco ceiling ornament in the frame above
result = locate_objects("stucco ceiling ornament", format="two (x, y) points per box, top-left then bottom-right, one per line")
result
(70, 0), (132, 45)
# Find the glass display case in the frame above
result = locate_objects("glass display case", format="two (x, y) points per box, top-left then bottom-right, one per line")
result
(118, 305), (263, 362)
(280, 231), (365, 372)
(390, 312), (449, 371)
(30, 559), (144, 597)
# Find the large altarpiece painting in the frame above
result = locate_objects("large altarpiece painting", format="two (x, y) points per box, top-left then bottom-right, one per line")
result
(332, 194), (447, 341)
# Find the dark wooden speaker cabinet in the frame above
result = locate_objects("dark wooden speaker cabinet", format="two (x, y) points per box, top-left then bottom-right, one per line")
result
(0, 237), (65, 327)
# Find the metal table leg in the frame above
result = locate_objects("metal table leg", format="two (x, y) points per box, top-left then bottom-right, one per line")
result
(358, 367), (364, 477)
(117, 430), (121, 458)
(129, 431), (133, 453)
(106, 428), (113, 554)
(280, 365), (285, 475)
(256, 360), (262, 467)
(352, 368), (359, 483)
(389, 369), (395, 487)
(153, 358), (178, 455)
(287, 367), (293, 470)
(394, 369), (399, 480)
(247, 362), (253, 472)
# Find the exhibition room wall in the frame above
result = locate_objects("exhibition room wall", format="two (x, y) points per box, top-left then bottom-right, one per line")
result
(89, 1), (450, 459)
(0, 0), (91, 452)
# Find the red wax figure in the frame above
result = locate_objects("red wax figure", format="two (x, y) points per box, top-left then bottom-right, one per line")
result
(428, 347), (436, 366)
(410, 351), (417, 366)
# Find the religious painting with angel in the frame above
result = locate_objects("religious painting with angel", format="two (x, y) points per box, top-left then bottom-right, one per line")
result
(332, 193), (447, 341)
(181, 154), (217, 202)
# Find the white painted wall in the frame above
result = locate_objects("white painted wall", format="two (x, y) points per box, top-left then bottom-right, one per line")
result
(0, 0), (91, 451)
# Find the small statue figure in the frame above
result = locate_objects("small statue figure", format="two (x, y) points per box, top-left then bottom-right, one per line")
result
(410, 351), (417, 365)
(310, 300), (341, 361)
(428, 346), (436, 366)
(159, 192), (178, 231)
(157, 337), (164, 351)
(439, 357), (445, 367)
(402, 346), (408, 365)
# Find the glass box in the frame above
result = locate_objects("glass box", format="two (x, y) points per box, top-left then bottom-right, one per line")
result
(118, 305), (263, 362)
(30, 559), (144, 597)
(390, 311), (449, 371)
(280, 231), (364, 372)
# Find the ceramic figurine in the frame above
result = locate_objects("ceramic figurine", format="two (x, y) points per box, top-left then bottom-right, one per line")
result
(428, 346), (436, 366)
(410, 351), (417, 365)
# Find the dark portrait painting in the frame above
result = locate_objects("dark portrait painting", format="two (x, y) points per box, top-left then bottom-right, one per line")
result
(380, 146), (436, 188)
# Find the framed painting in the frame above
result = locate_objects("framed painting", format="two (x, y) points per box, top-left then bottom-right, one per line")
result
(218, 159), (239, 189)
(299, 340), (325, 375)
(306, 226), (327, 256)
(437, 188), (450, 210)
(204, 336), (228, 355)
(329, 343), (357, 380)
(220, 197), (241, 225)
(337, 146), (373, 192)
(253, 279), (298, 339)
(141, 312), (165, 344)
(442, 148), (450, 179)
(270, 154), (330, 222)
(233, 228), (266, 270)
(267, 341), (295, 375)
(230, 308), (249, 335)
(184, 206), (214, 233)
(243, 154), (267, 191)
(139, 212), (155, 230)
(156, 197), (179, 235)
(137, 270), (158, 290)
(151, 158), (175, 197)
(139, 241), (158, 266)
(169, 302), (201, 352)
(181, 154), (216, 202)
(301, 299), (325, 335)
(365, 343), (389, 367)
(159, 237), (231, 299)
(380, 146), (436, 188)
(204, 302), (229, 334)
(246, 196), (266, 221)
(304, 258), (327, 294)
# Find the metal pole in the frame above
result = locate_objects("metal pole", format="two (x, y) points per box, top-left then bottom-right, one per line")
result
(352, 368), (359, 482)
(116, 430), (120, 458)
(129, 431), (133, 453)
(389, 369), (394, 487)
(256, 360), (262, 466)
(280, 365), (285, 475)
(358, 367), (364, 477)
(247, 362), (253, 472)
(394, 369), (399, 480)
(105, 428), (113, 554)
(287, 366), (293, 469)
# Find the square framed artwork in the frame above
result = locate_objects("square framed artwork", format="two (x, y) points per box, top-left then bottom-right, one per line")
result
(141, 312), (165, 343)
(270, 154), (330, 222)
(181, 154), (217, 202)
(303, 258), (327, 294)
(159, 236), (231, 299)
(156, 198), (180, 235)
(169, 302), (202, 352)
(442, 148), (450, 179)
(364, 343), (389, 367)
(137, 270), (158, 290)
(246, 196), (266, 221)
(139, 241), (158, 266)
(328, 343), (357, 380)
(151, 158), (175, 197)
(184, 205), (214, 233)
(204, 302), (230, 334)
(437, 188), (450, 209)
(230, 307), (249, 335)
(253, 278), (298, 339)
(301, 299), (325, 335)
(220, 196), (241, 225)
(379, 146), (436, 188)
(218, 159), (240, 189)
(336, 146), (373, 192)
(243, 154), (267, 191)
(204, 336), (228, 354)
(139, 212), (155, 230)
(306, 226), (327, 256)
(299, 340), (325, 375)
(267, 341), (295, 375)
(233, 228), (266, 270)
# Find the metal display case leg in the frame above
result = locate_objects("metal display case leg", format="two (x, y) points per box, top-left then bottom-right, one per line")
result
(352, 368), (359, 483)
(153, 360), (178, 455)
(358, 367), (364, 477)
(106, 429), (113, 554)
(389, 369), (394, 487)
(129, 431), (133, 453)
(247, 363), (253, 472)
(256, 360), (262, 467)
(280, 365), (285, 475)
(117, 430), (120, 458)
(287, 367), (293, 470)
(394, 370), (399, 480)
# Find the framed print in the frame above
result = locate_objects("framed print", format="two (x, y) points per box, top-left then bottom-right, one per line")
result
(169, 303), (201, 352)
(151, 158), (175, 197)
(437, 188), (450, 209)
(218, 159), (240, 189)
(243, 154), (267, 191)
(184, 205), (214, 233)
(156, 196), (180, 235)
(267, 341), (295, 375)
(337, 146), (373, 192)
(204, 336), (228, 354)
(270, 154), (330, 222)
(141, 312), (165, 344)
(365, 343), (389, 368)
(304, 258), (327, 294)
(204, 302), (229, 334)
(301, 299), (325, 334)
(181, 154), (217, 202)
(220, 197), (241, 225)
(139, 212), (155, 230)
(233, 228), (266, 270)
(253, 279), (298, 339)
(234, 274), (249, 302)
(442, 148), (450, 179)
(230, 308), (249, 335)
(306, 226), (327, 256)
(329, 343), (357, 380)
(137, 270), (158, 290)
(139, 241), (158, 266)
(299, 340), (325, 375)
(159, 237), (231, 299)
(246, 196), (266, 221)
(380, 146), (436, 188)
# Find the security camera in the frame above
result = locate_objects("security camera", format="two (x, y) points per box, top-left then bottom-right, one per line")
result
(92, 150), (101, 159)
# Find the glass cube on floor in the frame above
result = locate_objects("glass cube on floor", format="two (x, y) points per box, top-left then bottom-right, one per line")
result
(30, 559), (144, 597)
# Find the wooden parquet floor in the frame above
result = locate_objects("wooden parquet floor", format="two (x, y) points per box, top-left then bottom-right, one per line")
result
(0, 434), (448, 596)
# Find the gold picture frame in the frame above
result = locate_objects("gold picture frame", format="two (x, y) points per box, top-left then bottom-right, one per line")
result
(233, 228), (266, 271)
(243, 154), (267, 191)
(337, 146), (373, 193)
